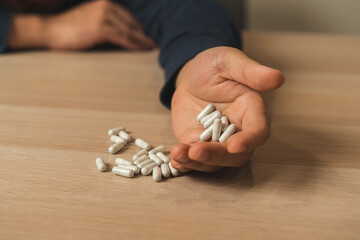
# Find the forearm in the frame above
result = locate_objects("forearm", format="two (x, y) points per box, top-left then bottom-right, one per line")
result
(126, 0), (241, 108)
(8, 14), (50, 50)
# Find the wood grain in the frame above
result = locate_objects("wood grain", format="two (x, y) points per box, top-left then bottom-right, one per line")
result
(0, 32), (359, 240)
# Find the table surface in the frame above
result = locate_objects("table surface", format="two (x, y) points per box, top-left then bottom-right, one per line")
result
(0, 31), (359, 240)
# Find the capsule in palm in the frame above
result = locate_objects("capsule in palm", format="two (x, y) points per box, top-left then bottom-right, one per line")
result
(197, 104), (215, 122)
(203, 110), (221, 128)
(219, 124), (237, 143)
(200, 123), (214, 142)
(212, 119), (222, 142)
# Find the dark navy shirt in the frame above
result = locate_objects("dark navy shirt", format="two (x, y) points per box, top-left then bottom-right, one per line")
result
(0, 0), (241, 108)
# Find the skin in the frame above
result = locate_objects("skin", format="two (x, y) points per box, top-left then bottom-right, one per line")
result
(170, 47), (284, 172)
(5, 1), (285, 172)
(8, 0), (156, 50)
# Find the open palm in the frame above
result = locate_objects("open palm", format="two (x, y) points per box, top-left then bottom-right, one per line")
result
(170, 47), (284, 172)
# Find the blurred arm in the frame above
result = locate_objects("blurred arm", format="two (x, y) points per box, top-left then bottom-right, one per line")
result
(125, 0), (242, 108)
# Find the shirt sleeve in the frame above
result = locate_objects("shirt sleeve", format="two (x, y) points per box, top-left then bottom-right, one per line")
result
(0, 7), (12, 53)
(125, 0), (242, 109)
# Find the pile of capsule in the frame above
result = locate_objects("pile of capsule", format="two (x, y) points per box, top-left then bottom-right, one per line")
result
(95, 126), (179, 182)
(198, 104), (237, 142)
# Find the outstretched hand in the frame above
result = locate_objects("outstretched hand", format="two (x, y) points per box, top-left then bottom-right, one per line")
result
(170, 47), (284, 172)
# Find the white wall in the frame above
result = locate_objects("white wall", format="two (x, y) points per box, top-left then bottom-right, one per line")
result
(218, 0), (360, 35)
(247, 0), (360, 35)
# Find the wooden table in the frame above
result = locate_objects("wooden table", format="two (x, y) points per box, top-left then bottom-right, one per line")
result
(0, 32), (359, 240)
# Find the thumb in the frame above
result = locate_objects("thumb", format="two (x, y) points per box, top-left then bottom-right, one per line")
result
(216, 47), (285, 91)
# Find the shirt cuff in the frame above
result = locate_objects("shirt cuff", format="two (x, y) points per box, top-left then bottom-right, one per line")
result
(159, 36), (241, 109)
(0, 8), (12, 53)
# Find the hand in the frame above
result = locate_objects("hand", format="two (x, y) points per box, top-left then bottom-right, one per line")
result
(170, 47), (284, 172)
(44, 0), (156, 50)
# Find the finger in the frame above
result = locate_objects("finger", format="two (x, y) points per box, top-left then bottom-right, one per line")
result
(172, 159), (222, 173)
(109, 1), (142, 30)
(188, 142), (251, 167)
(171, 143), (191, 163)
(227, 97), (270, 153)
(103, 25), (145, 50)
(106, 12), (155, 49)
(217, 47), (285, 91)
(170, 160), (192, 173)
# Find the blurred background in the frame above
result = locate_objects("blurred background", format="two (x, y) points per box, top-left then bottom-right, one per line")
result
(219, 0), (360, 35)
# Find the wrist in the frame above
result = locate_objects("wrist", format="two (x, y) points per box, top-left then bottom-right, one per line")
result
(176, 59), (193, 88)
(8, 14), (49, 49)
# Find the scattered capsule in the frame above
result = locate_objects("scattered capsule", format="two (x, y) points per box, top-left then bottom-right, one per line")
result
(112, 166), (134, 178)
(108, 142), (124, 154)
(203, 110), (221, 128)
(135, 138), (151, 150)
(141, 162), (158, 175)
(212, 119), (222, 142)
(197, 104), (215, 122)
(156, 152), (170, 164)
(137, 159), (155, 168)
(148, 145), (165, 155)
(110, 135), (127, 144)
(219, 124), (237, 143)
(115, 157), (133, 166)
(149, 153), (163, 166)
(160, 163), (170, 178)
(118, 164), (140, 174)
(119, 130), (132, 142)
(169, 162), (179, 177)
(200, 123), (214, 142)
(132, 149), (148, 161)
(108, 126), (125, 136)
(152, 166), (162, 182)
(133, 155), (150, 165)
(96, 157), (106, 172)
(221, 116), (229, 132)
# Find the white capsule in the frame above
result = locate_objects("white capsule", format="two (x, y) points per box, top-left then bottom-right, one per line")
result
(212, 119), (222, 142)
(203, 110), (221, 128)
(133, 155), (149, 165)
(118, 164), (140, 174)
(95, 157), (106, 172)
(160, 163), (171, 178)
(149, 153), (163, 166)
(156, 152), (170, 164)
(169, 162), (179, 177)
(112, 166), (134, 178)
(108, 126), (125, 136)
(200, 112), (213, 125)
(200, 123), (214, 141)
(152, 166), (162, 182)
(108, 142), (124, 154)
(135, 138), (151, 150)
(137, 159), (155, 168)
(148, 145), (165, 155)
(119, 130), (132, 142)
(141, 162), (158, 175)
(115, 157), (133, 166)
(221, 116), (229, 132)
(132, 149), (148, 161)
(219, 124), (237, 143)
(197, 104), (215, 122)
(110, 135), (127, 144)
